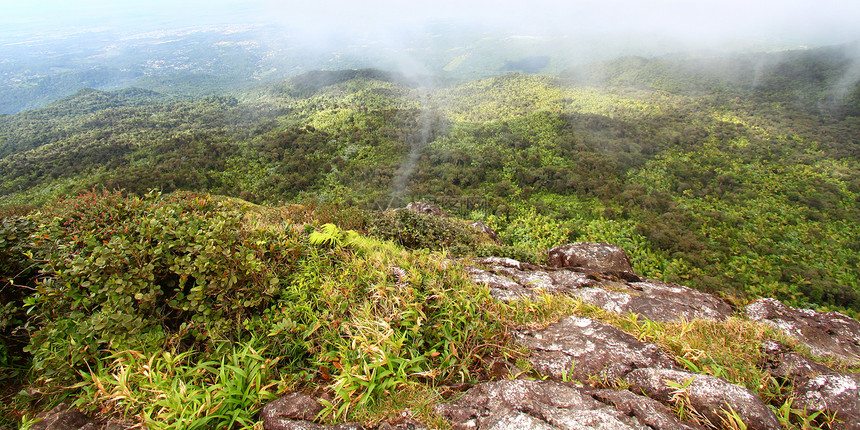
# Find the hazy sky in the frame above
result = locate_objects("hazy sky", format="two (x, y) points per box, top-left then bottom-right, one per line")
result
(3, 0), (859, 48)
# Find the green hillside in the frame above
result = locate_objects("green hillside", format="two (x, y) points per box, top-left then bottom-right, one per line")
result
(3, 46), (859, 311)
(1, 45), (860, 427)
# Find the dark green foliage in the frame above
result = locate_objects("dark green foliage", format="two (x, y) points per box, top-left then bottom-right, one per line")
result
(369, 209), (489, 253)
(24, 190), (297, 385)
(0, 48), (859, 317)
(283, 69), (406, 97)
(0, 216), (36, 388)
(367, 209), (544, 263)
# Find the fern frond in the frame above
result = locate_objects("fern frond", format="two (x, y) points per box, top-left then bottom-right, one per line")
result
(309, 223), (343, 248)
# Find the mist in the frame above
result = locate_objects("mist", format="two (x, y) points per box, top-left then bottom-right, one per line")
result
(5, 0), (860, 50)
(3, 0), (860, 115)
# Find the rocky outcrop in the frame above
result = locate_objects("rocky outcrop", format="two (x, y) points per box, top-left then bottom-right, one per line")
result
(759, 340), (860, 429)
(570, 279), (732, 322)
(623, 368), (782, 430)
(261, 393), (327, 429)
(759, 340), (834, 384)
(464, 265), (538, 302)
(28, 404), (92, 430)
(586, 389), (707, 430)
(548, 242), (633, 273)
(258, 243), (860, 430)
(746, 298), (860, 365)
(794, 373), (860, 430)
(260, 393), (426, 430)
(28, 403), (132, 430)
(469, 255), (732, 322)
(434, 379), (650, 430)
(405, 201), (447, 217)
(471, 221), (501, 244)
(514, 316), (677, 383)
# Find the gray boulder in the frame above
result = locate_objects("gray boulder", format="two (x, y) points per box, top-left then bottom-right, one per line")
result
(405, 201), (447, 217)
(435, 379), (649, 429)
(548, 243), (633, 274)
(515, 316), (677, 383)
(29, 404), (92, 430)
(464, 265), (538, 302)
(468, 257), (732, 322)
(587, 389), (708, 430)
(261, 393), (326, 429)
(570, 280), (733, 322)
(759, 340), (834, 384)
(623, 368), (781, 430)
(28, 403), (133, 430)
(261, 394), (426, 430)
(794, 372), (860, 430)
(746, 298), (860, 365)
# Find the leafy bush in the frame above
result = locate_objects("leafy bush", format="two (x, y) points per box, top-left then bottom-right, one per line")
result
(369, 209), (478, 251)
(0, 215), (37, 388)
(12, 190), (507, 427)
(24, 190), (299, 385)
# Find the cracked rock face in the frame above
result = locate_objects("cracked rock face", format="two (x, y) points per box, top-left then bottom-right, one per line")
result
(746, 298), (860, 365)
(794, 373), (860, 430)
(569, 279), (732, 322)
(28, 403), (133, 430)
(587, 389), (707, 430)
(515, 316), (677, 383)
(468, 258), (732, 322)
(465, 266), (538, 302)
(623, 368), (781, 430)
(759, 340), (834, 384)
(548, 242), (634, 274)
(261, 393), (328, 430)
(434, 379), (649, 430)
(29, 403), (93, 430)
(261, 394), (425, 430)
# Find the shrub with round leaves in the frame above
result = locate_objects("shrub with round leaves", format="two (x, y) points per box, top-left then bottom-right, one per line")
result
(25, 190), (297, 384)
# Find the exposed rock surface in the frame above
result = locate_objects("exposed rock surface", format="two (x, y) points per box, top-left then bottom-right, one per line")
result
(514, 316), (677, 383)
(469, 256), (732, 322)
(434, 379), (649, 429)
(464, 265), (537, 302)
(28, 403), (132, 430)
(260, 393), (426, 430)
(29, 404), (92, 430)
(471, 221), (501, 244)
(760, 335), (860, 429)
(794, 372), (860, 430)
(586, 389), (707, 430)
(759, 340), (835, 384)
(623, 368), (781, 430)
(746, 298), (860, 365)
(570, 279), (732, 322)
(405, 201), (447, 217)
(261, 393), (326, 429)
(548, 242), (633, 273)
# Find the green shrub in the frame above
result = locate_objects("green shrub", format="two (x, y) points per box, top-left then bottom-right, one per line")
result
(17, 190), (508, 426)
(0, 215), (36, 389)
(24, 190), (299, 386)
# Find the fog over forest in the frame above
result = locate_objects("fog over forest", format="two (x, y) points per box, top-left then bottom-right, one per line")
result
(5, 0), (860, 50)
(4, 1), (860, 429)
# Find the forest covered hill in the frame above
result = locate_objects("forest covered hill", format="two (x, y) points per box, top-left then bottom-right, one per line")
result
(2, 44), (858, 313)
(1, 43), (860, 428)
